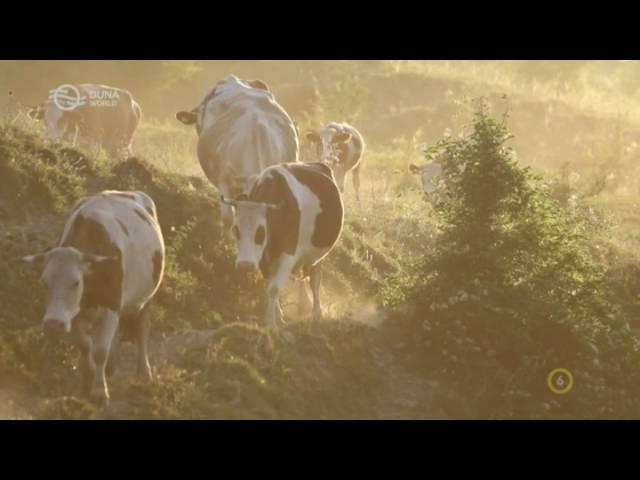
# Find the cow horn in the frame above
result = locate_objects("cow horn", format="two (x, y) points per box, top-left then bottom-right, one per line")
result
(266, 202), (282, 211)
(21, 252), (47, 264)
(82, 253), (117, 264)
(220, 196), (237, 207)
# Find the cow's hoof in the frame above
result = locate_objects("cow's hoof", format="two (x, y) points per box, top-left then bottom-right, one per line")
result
(90, 389), (110, 408)
(312, 310), (323, 322)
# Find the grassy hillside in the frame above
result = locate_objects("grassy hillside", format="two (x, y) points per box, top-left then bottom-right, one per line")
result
(0, 122), (448, 419)
(3, 61), (640, 419)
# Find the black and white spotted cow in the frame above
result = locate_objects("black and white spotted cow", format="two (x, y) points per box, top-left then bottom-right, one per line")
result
(306, 122), (365, 201)
(221, 162), (344, 326)
(176, 74), (299, 225)
(22, 190), (165, 406)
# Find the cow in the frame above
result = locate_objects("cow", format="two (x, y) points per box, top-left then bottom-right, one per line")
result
(306, 122), (365, 201)
(28, 84), (142, 158)
(221, 162), (344, 326)
(21, 190), (165, 406)
(409, 161), (444, 203)
(176, 74), (299, 225)
(410, 155), (467, 203)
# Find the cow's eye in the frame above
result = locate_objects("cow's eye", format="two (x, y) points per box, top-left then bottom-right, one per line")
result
(255, 226), (265, 245)
(73, 280), (80, 288)
(232, 225), (240, 239)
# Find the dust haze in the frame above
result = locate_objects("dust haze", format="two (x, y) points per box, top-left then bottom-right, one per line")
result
(1, 60), (640, 419)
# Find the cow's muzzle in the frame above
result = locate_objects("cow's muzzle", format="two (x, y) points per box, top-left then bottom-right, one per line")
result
(43, 318), (66, 335)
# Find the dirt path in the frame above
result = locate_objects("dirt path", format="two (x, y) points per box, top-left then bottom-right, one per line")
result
(0, 324), (453, 419)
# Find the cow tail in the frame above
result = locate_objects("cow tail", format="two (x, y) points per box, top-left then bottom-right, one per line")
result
(255, 122), (275, 171)
(125, 100), (142, 156)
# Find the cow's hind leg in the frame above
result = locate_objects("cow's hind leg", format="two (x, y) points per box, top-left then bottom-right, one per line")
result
(135, 305), (153, 381)
(265, 254), (297, 327)
(90, 309), (119, 407)
(310, 263), (323, 321)
(297, 274), (313, 317)
(352, 164), (361, 202)
(105, 344), (118, 378)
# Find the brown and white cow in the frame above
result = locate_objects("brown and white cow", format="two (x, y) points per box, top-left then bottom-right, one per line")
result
(306, 122), (365, 201)
(176, 74), (300, 225)
(22, 190), (165, 406)
(28, 84), (142, 158)
(221, 162), (344, 326)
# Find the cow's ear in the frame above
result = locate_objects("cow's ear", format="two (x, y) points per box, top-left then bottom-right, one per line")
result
(248, 79), (269, 91)
(409, 163), (423, 174)
(306, 131), (320, 143)
(176, 111), (198, 125)
(334, 132), (352, 144)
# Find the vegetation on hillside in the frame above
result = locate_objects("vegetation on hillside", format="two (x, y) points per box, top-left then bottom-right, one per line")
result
(3, 61), (640, 419)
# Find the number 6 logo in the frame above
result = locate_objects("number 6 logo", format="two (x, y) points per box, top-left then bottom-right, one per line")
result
(547, 368), (574, 395)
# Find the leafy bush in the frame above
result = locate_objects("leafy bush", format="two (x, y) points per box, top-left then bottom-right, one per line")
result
(403, 102), (640, 418)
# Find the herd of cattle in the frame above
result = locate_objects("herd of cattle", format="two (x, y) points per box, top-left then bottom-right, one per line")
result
(19, 74), (443, 405)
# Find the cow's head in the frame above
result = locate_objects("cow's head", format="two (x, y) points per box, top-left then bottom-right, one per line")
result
(22, 247), (116, 335)
(175, 76), (270, 136)
(221, 195), (281, 273)
(306, 127), (352, 191)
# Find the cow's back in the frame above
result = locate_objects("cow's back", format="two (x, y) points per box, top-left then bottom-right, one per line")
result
(251, 164), (343, 271)
(75, 84), (140, 148)
(197, 86), (299, 188)
(59, 191), (164, 311)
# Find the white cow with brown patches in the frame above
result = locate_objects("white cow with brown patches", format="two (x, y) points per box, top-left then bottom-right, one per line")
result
(222, 162), (344, 326)
(306, 122), (365, 201)
(22, 190), (165, 406)
(176, 74), (299, 225)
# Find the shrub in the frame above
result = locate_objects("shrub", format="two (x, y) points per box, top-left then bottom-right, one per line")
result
(404, 101), (640, 418)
